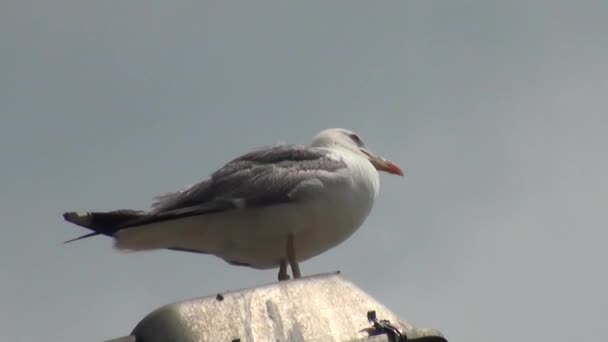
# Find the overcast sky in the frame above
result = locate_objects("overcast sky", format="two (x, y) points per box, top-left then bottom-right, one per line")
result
(1, 2), (607, 341)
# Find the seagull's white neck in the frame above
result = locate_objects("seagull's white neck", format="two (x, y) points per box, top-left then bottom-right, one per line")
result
(311, 140), (366, 159)
(327, 147), (380, 201)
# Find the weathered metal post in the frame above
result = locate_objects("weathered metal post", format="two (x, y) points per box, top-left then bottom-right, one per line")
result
(106, 272), (447, 342)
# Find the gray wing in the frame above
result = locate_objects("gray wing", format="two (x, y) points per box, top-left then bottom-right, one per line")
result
(121, 144), (347, 228)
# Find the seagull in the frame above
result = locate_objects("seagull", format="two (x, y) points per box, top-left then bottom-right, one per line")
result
(63, 128), (403, 281)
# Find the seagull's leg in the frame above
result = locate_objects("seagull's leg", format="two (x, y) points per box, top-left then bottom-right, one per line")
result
(287, 234), (302, 279)
(278, 259), (290, 281)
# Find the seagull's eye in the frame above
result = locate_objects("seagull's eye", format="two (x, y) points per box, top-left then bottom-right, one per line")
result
(348, 134), (363, 145)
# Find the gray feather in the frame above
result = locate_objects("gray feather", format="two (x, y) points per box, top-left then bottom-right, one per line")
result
(142, 145), (346, 225)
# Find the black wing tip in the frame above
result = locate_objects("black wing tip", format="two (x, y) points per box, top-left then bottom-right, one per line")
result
(63, 232), (100, 244)
(62, 212), (73, 221)
(62, 211), (92, 227)
(62, 211), (98, 244)
(62, 211), (78, 222)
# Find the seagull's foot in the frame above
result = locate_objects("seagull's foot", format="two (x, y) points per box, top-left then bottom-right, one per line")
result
(278, 259), (290, 281)
(291, 263), (301, 279)
(287, 234), (302, 279)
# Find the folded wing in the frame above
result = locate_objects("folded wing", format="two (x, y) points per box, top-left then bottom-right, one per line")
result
(63, 144), (347, 243)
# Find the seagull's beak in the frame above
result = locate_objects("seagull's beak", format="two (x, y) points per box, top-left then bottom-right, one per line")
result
(362, 149), (404, 176)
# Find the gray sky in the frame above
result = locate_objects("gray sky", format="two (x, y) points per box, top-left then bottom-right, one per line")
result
(1, 2), (607, 341)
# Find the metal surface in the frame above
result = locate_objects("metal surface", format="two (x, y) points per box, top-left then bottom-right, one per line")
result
(123, 272), (446, 342)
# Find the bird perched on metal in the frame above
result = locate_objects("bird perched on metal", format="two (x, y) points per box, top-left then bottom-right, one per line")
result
(63, 128), (403, 281)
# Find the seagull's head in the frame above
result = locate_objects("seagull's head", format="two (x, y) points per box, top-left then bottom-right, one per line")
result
(311, 128), (404, 176)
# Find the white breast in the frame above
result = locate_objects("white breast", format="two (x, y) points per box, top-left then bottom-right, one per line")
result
(292, 151), (380, 259)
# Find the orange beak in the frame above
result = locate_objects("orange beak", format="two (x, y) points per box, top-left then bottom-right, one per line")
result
(363, 149), (404, 176)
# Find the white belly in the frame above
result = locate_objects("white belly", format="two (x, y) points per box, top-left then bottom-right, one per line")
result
(215, 191), (374, 268)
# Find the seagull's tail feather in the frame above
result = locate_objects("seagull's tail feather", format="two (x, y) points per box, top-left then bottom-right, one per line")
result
(62, 210), (145, 243)
(112, 215), (221, 254)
